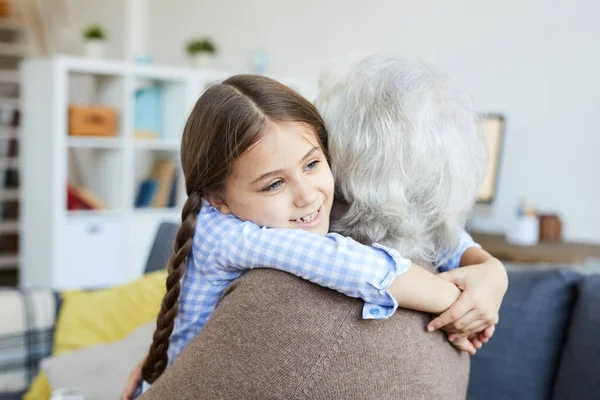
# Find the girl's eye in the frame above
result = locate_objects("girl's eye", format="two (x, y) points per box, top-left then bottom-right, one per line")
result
(305, 160), (320, 171)
(263, 180), (283, 192)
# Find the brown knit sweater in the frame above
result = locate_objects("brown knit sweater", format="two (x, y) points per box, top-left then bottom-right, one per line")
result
(141, 269), (470, 399)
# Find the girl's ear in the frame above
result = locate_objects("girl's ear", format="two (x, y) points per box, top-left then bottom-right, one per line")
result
(205, 192), (232, 215)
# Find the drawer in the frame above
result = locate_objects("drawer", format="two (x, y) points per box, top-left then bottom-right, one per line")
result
(61, 218), (125, 289)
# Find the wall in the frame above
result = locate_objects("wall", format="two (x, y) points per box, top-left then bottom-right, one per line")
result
(70, 0), (600, 243)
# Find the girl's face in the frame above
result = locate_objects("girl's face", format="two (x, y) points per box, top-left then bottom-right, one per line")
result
(212, 121), (334, 235)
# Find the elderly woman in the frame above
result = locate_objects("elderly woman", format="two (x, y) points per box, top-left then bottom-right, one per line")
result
(130, 55), (507, 400)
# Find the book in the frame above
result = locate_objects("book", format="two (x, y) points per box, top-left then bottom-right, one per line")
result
(67, 184), (87, 210)
(66, 184), (107, 210)
(168, 172), (178, 207)
(135, 179), (158, 208)
(151, 160), (176, 208)
(75, 186), (107, 209)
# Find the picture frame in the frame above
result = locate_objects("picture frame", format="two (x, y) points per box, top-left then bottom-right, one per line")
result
(477, 114), (505, 204)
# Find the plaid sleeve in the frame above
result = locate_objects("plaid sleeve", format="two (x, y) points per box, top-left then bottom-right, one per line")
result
(436, 230), (482, 272)
(215, 221), (412, 320)
(0, 288), (59, 393)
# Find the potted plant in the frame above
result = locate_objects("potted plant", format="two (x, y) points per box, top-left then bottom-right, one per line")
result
(82, 24), (107, 58)
(186, 38), (217, 69)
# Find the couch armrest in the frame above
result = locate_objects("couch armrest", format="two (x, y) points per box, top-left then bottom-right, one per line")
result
(0, 288), (60, 393)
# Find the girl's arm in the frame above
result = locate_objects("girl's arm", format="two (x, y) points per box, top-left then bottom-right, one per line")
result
(205, 214), (461, 319)
(386, 263), (461, 314)
(436, 230), (482, 272)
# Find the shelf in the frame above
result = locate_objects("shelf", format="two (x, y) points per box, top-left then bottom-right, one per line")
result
(133, 207), (181, 218)
(59, 55), (128, 77)
(68, 136), (125, 149)
(0, 220), (18, 233)
(67, 209), (125, 218)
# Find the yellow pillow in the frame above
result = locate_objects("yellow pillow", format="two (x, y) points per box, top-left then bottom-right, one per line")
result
(24, 270), (167, 399)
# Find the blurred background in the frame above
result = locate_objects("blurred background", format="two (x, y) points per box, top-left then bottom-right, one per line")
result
(1, 1), (600, 399)
(0, 0), (600, 283)
(0, 0), (598, 287)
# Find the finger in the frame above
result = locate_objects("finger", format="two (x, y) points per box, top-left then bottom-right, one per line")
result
(445, 310), (480, 333)
(437, 268), (467, 288)
(482, 324), (496, 339)
(456, 320), (490, 339)
(448, 320), (488, 341)
(428, 295), (473, 332)
(469, 336), (483, 349)
(450, 337), (476, 355)
(478, 325), (496, 343)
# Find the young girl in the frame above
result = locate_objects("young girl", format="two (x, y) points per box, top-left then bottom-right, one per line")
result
(130, 74), (496, 396)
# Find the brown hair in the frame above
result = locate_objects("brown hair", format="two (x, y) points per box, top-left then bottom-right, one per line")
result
(141, 74), (328, 383)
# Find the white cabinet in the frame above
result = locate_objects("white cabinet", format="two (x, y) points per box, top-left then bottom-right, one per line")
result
(62, 217), (125, 289)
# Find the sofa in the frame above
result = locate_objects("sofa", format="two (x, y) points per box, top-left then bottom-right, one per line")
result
(1, 222), (598, 399)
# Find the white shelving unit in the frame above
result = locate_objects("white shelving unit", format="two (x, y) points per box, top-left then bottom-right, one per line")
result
(20, 56), (198, 289)
(20, 55), (317, 290)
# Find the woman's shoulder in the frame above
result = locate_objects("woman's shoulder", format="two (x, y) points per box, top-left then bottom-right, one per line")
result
(141, 269), (468, 400)
(229, 270), (469, 399)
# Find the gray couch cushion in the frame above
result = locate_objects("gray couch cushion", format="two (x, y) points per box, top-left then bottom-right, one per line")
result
(553, 274), (600, 400)
(468, 268), (582, 400)
(144, 222), (178, 274)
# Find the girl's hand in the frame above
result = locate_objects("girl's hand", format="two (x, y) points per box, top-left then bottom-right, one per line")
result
(463, 324), (495, 346)
(478, 324), (496, 343)
(427, 258), (508, 338)
(448, 324), (495, 355)
(120, 355), (146, 400)
(449, 336), (477, 355)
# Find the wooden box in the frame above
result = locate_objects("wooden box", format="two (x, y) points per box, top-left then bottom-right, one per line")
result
(68, 105), (118, 137)
(0, 1), (10, 17)
(539, 214), (562, 242)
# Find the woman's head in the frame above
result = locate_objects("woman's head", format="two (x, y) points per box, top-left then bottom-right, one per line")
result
(316, 54), (487, 263)
(143, 74), (332, 384)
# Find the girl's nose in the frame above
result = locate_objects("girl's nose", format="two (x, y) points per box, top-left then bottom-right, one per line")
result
(293, 177), (318, 208)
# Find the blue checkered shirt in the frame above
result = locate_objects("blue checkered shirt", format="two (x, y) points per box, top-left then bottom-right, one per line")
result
(436, 230), (482, 272)
(163, 204), (480, 368)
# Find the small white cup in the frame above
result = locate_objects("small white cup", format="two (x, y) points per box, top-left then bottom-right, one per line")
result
(506, 215), (539, 246)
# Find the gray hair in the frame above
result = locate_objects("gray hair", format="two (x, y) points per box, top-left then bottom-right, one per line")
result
(316, 54), (487, 264)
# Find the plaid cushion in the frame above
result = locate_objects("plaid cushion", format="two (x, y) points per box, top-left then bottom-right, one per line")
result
(0, 288), (61, 393)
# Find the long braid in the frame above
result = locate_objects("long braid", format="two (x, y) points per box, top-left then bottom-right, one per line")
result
(141, 192), (202, 383)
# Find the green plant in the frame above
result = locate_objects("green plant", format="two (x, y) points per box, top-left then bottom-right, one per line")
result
(83, 24), (106, 40)
(186, 38), (217, 56)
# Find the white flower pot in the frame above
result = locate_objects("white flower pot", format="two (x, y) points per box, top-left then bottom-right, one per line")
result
(191, 53), (216, 69)
(84, 39), (106, 58)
